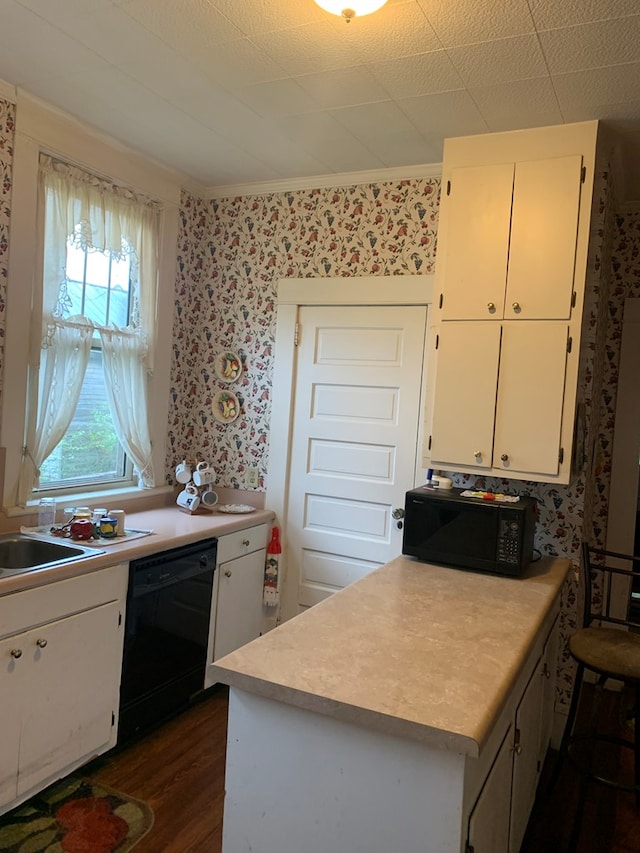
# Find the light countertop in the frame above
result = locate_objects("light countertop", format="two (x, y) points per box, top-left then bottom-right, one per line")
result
(211, 555), (570, 757)
(0, 504), (275, 597)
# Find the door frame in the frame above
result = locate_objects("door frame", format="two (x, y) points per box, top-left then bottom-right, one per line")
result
(269, 275), (434, 625)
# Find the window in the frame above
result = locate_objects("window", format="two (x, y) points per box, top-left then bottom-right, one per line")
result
(38, 238), (133, 489)
(20, 154), (161, 502)
(1, 95), (179, 515)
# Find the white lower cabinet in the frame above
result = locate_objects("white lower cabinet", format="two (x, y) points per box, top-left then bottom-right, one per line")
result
(466, 616), (559, 853)
(205, 523), (268, 687)
(0, 564), (127, 816)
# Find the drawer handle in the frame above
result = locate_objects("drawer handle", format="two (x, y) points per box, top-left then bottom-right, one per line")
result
(10, 648), (22, 659)
(36, 638), (48, 649)
(487, 302), (495, 312)
(242, 539), (250, 547)
(512, 301), (521, 313)
(225, 570), (232, 578)
(501, 453), (509, 463)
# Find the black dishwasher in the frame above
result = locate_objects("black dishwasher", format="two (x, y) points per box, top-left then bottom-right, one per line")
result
(118, 537), (217, 744)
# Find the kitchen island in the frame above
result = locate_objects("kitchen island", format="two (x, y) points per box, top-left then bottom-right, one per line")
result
(211, 554), (570, 853)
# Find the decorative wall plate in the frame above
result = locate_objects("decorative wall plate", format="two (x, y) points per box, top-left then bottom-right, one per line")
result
(213, 389), (240, 423)
(214, 350), (242, 383)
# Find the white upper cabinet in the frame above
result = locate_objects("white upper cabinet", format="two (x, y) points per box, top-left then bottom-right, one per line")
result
(426, 121), (599, 484)
(441, 155), (584, 322)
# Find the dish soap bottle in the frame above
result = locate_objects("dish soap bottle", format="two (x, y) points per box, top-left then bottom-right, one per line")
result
(263, 526), (281, 607)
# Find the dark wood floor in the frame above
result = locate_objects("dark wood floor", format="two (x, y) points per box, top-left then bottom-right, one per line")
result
(84, 685), (639, 853)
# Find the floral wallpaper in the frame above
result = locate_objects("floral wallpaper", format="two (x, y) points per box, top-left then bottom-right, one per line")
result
(168, 180), (440, 484)
(0, 97), (14, 412)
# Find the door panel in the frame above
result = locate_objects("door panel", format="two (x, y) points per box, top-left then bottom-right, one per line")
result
(289, 305), (427, 608)
(507, 155), (582, 320)
(441, 163), (514, 321)
(493, 322), (568, 476)
(430, 322), (501, 470)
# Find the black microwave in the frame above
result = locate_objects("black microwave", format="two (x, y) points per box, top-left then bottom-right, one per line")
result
(402, 487), (536, 577)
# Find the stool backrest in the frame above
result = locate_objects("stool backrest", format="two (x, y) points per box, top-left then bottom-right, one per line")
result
(581, 542), (640, 630)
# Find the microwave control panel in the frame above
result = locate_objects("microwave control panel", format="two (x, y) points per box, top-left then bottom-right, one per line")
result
(497, 514), (523, 565)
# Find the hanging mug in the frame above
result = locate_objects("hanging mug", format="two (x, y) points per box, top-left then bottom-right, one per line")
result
(175, 460), (192, 484)
(176, 484), (200, 512)
(193, 461), (213, 487)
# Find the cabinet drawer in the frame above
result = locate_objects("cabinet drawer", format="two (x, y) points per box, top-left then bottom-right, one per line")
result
(0, 564), (128, 640)
(217, 524), (268, 565)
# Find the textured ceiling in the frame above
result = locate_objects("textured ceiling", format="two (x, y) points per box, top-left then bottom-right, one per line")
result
(1, 0), (639, 200)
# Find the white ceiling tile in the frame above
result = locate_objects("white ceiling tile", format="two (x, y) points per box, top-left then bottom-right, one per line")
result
(416, 0), (535, 47)
(251, 19), (366, 75)
(278, 111), (385, 172)
(399, 89), (489, 137)
(446, 34), (548, 88)
(559, 97), (640, 127)
(368, 50), (464, 98)
(469, 77), (564, 131)
(208, 0), (326, 37)
(539, 16), (640, 74)
(329, 99), (419, 138)
(234, 77), (322, 117)
(52, 5), (173, 66)
(362, 126), (437, 166)
(121, 0), (244, 48)
(527, 0), (640, 30)
(295, 66), (391, 110)
(336, 1), (441, 63)
(193, 38), (288, 88)
(16, 0), (113, 17)
(552, 63), (640, 110)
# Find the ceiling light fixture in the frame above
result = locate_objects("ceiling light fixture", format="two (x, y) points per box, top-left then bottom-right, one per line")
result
(313, 0), (388, 23)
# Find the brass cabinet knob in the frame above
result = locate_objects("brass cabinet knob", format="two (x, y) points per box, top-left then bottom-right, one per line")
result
(487, 302), (496, 312)
(36, 638), (48, 649)
(512, 301), (521, 312)
(224, 570), (232, 578)
(501, 453), (509, 463)
(474, 450), (482, 459)
(10, 648), (22, 659)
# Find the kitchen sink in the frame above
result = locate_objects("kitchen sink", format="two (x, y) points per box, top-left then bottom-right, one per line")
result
(0, 533), (103, 576)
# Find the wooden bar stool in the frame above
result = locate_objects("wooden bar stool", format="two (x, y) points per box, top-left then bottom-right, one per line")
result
(552, 543), (640, 851)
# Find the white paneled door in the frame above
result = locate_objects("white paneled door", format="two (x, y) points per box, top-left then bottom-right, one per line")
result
(287, 305), (428, 609)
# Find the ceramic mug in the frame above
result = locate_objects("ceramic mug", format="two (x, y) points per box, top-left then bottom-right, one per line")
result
(200, 489), (219, 509)
(108, 509), (126, 535)
(176, 485), (200, 512)
(193, 461), (214, 487)
(175, 460), (192, 484)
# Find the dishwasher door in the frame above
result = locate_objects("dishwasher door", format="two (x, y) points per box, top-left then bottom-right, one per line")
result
(118, 537), (217, 744)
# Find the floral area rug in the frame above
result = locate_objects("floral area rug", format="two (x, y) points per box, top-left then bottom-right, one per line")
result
(0, 776), (154, 853)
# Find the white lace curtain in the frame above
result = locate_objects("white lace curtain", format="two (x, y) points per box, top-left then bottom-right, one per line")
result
(18, 156), (161, 503)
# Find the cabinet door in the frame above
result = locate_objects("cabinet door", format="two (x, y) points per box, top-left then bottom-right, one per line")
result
(509, 658), (545, 853)
(214, 548), (266, 661)
(538, 618), (559, 766)
(0, 636), (23, 806)
(467, 727), (513, 853)
(17, 601), (121, 797)
(440, 163), (514, 321)
(493, 322), (569, 477)
(430, 322), (501, 469)
(506, 155), (583, 320)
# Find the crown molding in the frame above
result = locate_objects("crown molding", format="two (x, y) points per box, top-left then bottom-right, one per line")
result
(0, 79), (17, 103)
(195, 162), (443, 199)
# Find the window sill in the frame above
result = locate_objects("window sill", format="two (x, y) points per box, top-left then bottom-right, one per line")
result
(5, 484), (174, 518)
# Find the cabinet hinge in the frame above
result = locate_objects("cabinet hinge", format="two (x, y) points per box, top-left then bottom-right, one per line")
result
(571, 291), (577, 308)
(428, 435), (432, 451)
(537, 759), (541, 773)
(513, 727), (521, 751)
(294, 322), (300, 347)
(446, 179), (451, 196)
(438, 292), (443, 309)
(559, 447), (564, 464)
(118, 611), (122, 627)
(581, 165), (586, 183)
(567, 335), (572, 353)
(111, 712), (115, 727)
(435, 334), (439, 350)
(465, 843), (475, 853)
